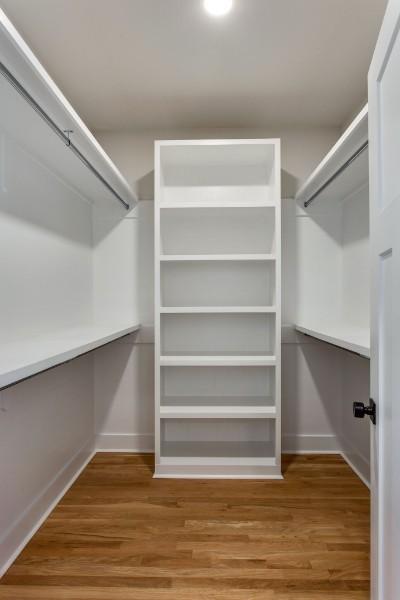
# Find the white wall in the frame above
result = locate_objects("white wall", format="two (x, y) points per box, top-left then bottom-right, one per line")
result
(0, 133), (93, 340)
(93, 126), (355, 456)
(0, 130), (96, 575)
(0, 356), (95, 573)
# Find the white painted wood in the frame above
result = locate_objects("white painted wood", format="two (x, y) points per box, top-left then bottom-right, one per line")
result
(96, 128), (361, 482)
(160, 253), (276, 261)
(296, 106), (368, 207)
(159, 450), (276, 466)
(161, 313), (276, 355)
(161, 366), (275, 405)
(292, 111), (372, 489)
(0, 9), (136, 212)
(0, 324), (140, 390)
(0, 14), (139, 575)
(160, 355), (276, 367)
(160, 307), (276, 314)
(155, 464), (282, 479)
(369, 2), (400, 597)
(160, 200), (276, 208)
(155, 139), (281, 478)
(160, 405), (277, 419)
(161, 394), (274, 407)
(161, 250), (276, 308)
(295, 108), (370, 356)
(160, 207), (276, 255)
(295, 324), (370, 358)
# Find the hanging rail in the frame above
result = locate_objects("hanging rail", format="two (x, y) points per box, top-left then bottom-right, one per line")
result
(0, 61), (130, 210)
(304, 140), (369, 208)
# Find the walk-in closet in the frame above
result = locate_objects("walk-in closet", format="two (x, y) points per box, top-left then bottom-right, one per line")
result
(1, 1), (399, 599)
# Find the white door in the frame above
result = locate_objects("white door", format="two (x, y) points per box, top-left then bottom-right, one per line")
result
(369, 1), (400, 598)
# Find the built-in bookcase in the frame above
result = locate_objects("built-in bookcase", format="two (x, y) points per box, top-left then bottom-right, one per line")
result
(155, 139), (281, 478)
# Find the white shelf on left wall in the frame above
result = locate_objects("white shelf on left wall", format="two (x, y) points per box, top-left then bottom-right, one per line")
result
(0, 323), (141, 390)
(0, 7), (140, 391)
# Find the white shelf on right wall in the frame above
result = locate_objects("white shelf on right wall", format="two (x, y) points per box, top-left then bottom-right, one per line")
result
(294, 106), (370, 358)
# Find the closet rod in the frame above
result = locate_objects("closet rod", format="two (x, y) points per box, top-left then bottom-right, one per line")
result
(304, 140), (369, 208)
(0, 61), (130, 210)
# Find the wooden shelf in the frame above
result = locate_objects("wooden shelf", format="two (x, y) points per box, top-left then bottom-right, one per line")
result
(0, 323), (141, 389)
(160, 306), (276, 314)
(161, 395), (275, 407)
(160, 353), (276, 367)
(155, 139), (281, 479)
(295, 105), (368, 208)
(160, 200), (276, 209)
(296, 323), (370, 358)
(160, 441), (276, 464)
(160, 254), (276, 262)
(160, 404), (276, 419)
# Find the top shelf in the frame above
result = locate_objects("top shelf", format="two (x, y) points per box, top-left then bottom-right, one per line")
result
(295, 106), (368, 208)
(157, 139), (280, 208)
(0, 9), (137, 213)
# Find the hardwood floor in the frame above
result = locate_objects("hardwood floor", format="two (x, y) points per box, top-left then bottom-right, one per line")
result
(0, 454), (370, 599)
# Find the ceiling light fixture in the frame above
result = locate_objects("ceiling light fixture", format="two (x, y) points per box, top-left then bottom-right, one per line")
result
(204, 0), (233, 17)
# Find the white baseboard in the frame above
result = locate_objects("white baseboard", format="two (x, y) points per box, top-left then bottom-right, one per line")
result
(95, 433), (154, 453)
(0, 437), (95, 578)
(283, 434), (370, 488)
(340, 437), (370, 488)
(282, 434), (340, 453)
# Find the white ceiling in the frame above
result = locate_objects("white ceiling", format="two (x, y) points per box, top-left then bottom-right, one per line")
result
(0, 0), (387, 131)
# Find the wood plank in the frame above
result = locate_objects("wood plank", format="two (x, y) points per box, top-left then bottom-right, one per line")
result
(0, 453), (370, 599)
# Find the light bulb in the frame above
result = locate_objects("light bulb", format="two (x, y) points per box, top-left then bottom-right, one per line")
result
(204, 0), (233, 17)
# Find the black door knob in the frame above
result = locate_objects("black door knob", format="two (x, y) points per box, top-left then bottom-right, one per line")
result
(353, 399), (376, 425)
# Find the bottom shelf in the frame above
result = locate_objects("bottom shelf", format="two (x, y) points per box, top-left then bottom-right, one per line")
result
(155, 451), (281, 479)
(161, 440), (275, 463)
(157, 399), (280, 479)
(295, 323), (370, 358)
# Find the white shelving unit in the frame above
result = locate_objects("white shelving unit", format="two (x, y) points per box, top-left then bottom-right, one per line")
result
(0, 9), (140, 389)
(295, 106), (370, 358)
(155, 139), (281, 479)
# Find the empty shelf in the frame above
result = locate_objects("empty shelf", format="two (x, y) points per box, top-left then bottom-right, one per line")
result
(160, 306), (276, 314)
(160, 441), (275, 464)
(160, 352), (276, 366)
(160, 200), (276, 209)
(160, 254), (276, 262)
(161, 395), (275, 407)
(295, 323), (370, 358)
(0, 323), (141, 389)
(160, 404), (276, 419)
